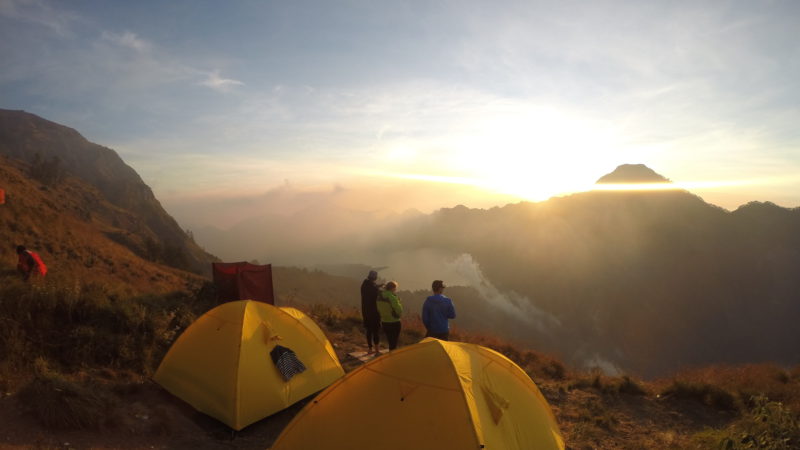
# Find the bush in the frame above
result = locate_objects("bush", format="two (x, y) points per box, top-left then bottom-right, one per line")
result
(700, 396), (800, 450)
(542, 359), (566, 380)
(567, 372), (645, 396)
(576, 396), (618, 431)
(616, 375), (647, 395)
(309, 303), (360, 331)
(661, 380), (737, 411)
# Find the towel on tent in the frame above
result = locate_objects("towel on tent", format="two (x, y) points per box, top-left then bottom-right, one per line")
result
(270, 345), (307, 381)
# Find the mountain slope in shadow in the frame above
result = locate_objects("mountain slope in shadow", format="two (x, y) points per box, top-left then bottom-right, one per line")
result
(378, 165), (800, 377)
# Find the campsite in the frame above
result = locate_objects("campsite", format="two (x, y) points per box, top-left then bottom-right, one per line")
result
(3, 2), (800, 449)
(2, 260), (800, 449)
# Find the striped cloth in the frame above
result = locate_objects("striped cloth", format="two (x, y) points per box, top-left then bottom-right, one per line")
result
(270, 345), (307, 381)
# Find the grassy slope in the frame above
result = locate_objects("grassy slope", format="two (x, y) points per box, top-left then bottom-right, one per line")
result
(0, 157), (205, 294)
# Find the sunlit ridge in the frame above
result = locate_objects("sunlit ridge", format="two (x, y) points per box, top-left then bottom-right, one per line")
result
(358, 169), (798, 205)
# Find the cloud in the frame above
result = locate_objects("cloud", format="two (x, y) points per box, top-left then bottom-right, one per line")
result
(2, 2), (243, 106)
(0, 0), (79, 35)
(100, 30), (151, 53)
(198, 70), (244, 92)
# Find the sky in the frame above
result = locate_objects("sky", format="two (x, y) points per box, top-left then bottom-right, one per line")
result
(2, 0), (800, 228)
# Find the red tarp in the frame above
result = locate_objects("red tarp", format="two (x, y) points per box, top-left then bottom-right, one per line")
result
(212, 262), (275, 304)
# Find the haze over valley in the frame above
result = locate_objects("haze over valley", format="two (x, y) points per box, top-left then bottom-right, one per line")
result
(189, 160), (800, 377)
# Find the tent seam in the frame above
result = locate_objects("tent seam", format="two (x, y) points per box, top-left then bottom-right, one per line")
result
(232, 301), (247, 429)
(440, 341), (485, 449)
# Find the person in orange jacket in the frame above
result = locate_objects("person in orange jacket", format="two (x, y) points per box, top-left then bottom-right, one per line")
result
(16, 245), (47, 280)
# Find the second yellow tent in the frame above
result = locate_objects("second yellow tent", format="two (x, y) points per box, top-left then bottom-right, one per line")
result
(271, 338), (564, 449)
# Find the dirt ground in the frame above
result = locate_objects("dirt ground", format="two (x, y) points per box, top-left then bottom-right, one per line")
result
(0, 374), (307, 450)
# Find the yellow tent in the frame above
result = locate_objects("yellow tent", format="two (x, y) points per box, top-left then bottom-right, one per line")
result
(153, 300), (344, 430)
(271, 338), (564, 450)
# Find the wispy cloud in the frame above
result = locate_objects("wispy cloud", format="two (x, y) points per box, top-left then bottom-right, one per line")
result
(198, 70), (244, 92)
(0, 0), (79, 35)
(100, 30), (151, 53)
(1, 2), (243, 105)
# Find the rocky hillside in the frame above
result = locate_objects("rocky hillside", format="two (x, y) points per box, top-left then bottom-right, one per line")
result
(0, 109), (213, 274)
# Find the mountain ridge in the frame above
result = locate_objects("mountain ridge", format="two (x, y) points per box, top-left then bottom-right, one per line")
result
(0, 109), (214, 273)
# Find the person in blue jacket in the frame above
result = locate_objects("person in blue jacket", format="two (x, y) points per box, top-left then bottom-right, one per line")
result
(421, 280), (456, 341)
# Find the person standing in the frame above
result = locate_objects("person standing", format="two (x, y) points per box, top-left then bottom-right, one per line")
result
(16, 245), (47, 281)
(422, 280), (456, 341)
(360, 270), (382, 353)
(376, 281), (403, 351)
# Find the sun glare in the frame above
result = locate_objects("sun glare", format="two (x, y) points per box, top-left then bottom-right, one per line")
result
(592, 183), (681, 191)
(363, 103), (800, 205)
(447, 106), (625, 201)
(592, 178), (779, 193)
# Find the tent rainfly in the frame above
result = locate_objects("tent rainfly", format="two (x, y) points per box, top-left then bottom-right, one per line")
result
(271, 338), (565, 450)
(154, 300), (344, 430)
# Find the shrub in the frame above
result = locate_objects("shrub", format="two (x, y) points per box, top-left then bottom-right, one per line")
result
(576, 396), (618, 431)
(702, 396), (800, 450)
(661, 380), (737, 411)
(568, 371), (645, 396)
(309, 303), (361, 331)
(542, 359), (566, 380)
(616, 375), (647, 396)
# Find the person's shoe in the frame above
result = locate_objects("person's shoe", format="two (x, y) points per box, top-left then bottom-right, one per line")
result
(367, 346), (373, 354)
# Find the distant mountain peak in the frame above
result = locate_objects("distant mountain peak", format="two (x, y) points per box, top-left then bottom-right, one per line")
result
(596, 164), (671, 184)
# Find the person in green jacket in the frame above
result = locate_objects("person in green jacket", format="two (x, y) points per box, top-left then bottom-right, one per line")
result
(377, 281), (403, 350)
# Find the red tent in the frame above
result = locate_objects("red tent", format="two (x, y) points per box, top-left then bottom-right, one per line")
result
(212, 262), (275, 304)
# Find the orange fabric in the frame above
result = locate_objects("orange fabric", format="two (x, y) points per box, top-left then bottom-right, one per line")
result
(30, 251), (47, 276)
(18, 250), (46, 277)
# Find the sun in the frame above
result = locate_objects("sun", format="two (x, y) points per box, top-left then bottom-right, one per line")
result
(447, 107), (624, 200)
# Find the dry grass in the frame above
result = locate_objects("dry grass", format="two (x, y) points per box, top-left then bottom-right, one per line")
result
(17, 359), (117, 430)
(663, 365), (800, 413)
(0, 272), (208, 385)
(660, 380), (738, 411)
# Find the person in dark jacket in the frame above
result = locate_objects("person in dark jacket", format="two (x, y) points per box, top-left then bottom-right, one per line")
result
(422, 279), (456, 341)
(16, 245), (47, 281)
(360, 270), (382, 353)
